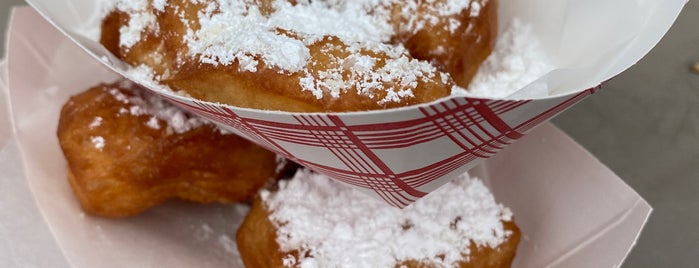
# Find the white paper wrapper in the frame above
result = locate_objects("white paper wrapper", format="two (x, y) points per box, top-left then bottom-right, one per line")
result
(20, 0), (684, 207)
(1, 58), (11, 149)
(6, 7), (651, 267)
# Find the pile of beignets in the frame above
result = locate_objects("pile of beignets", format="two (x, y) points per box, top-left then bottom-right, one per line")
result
(57, 80), (519, 266)
(99, 0), (497, 112)
(56, 0), (521, 266)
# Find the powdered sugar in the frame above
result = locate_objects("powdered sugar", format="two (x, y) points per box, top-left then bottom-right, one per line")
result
(261, 169), (513, 267)
(123, 64), (170, 92)
(88, 116), (103, 129)
(266, 1), (394, 44)
(188, 4), (309, 72)
(470, 1), (483, 17)
(145, 116), (160, 129)
(90, 136), (106, 150)
(151, 0), (166, 12)
(397, 0), (487, 34)
(105, 81), (225, 134)
(298, 42), (438, 103)
(460, 19), (554, 98)
(115, 0), (156, 48)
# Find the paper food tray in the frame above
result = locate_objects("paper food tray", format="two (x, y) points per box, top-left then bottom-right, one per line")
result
(1, 57), (11, 149)
(6, 7), (650, 267)
(18, 0), (685, 206)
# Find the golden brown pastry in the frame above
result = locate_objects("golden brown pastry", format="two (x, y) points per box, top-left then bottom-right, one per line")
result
(385, 0), (498, 88)
(236, 170), (520, 267)
(99, 0), (496, 112)
(57, 81), (289, 217)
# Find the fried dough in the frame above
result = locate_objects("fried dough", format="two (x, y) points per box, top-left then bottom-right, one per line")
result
(236, 170), (520, 267)
(99, 0), (496, 112)
(57, 81), (287, 217)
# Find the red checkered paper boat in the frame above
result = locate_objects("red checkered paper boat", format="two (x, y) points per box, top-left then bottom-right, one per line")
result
(158, 93), (592, 207)
(24, 0), (684, 207)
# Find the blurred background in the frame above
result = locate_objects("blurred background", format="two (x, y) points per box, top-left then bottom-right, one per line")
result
(1, 0), (698, 267)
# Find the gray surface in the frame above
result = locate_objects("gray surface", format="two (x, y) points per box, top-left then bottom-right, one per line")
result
(1, 0), (697, 267)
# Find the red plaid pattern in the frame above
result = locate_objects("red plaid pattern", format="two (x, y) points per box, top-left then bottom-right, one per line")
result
(163, 88), (596, 207)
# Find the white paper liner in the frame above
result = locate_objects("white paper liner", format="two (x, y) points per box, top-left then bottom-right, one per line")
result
(6, 7), (651, 267)
(480, 130), (652, 267)
(0, 58), (11, 149)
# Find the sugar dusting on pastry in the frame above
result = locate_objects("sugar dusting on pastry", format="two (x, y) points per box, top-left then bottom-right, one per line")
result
(260, 169), (513, 267)
(94, 0), (501, 107)
(88, 116), (103, 129)
(113, 0), (157, 48)
(90, 136), (106, 150)
(96, 0), (552, 105)
(103, 80), (225, 134)
(185, 0), (449, 103)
